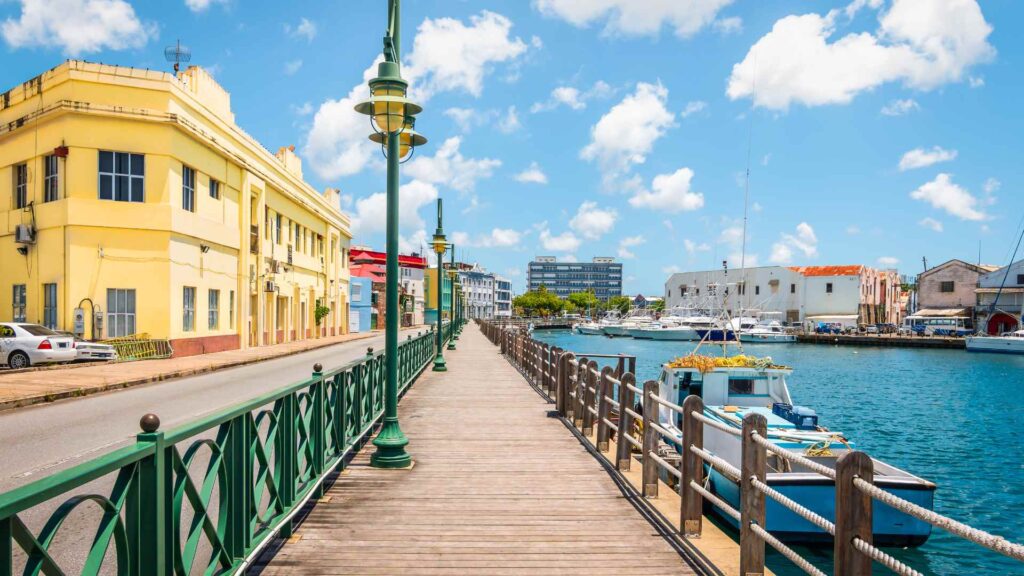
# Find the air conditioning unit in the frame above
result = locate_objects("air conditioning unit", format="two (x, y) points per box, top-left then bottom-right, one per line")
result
(15, 224), (35, 245)
(264, 280), (278, 293)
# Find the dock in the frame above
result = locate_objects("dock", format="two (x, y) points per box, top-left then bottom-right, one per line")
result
(796, 333), (966, 348)
(258, 324), (700, 575)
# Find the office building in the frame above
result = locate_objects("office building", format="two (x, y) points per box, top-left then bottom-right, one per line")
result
(526, 256), (622, 300)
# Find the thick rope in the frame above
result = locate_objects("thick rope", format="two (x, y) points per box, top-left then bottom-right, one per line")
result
(853, 477), (1024, 561)
(691, 410), (742, 437)
(650, 452), (682, 479)
(852, 537), (923, 576)
(750, 477), (835, 535)
(749, 429), (836, 480)
(689, 445), (741, 482)
(749, 523), (828, 576)
(689, 480), (740, 521)
(649, 393), (684, 415)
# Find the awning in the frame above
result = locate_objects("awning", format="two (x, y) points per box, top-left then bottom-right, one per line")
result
(908, 308), (968, 318)
(976, 287), (1024, 294)
(806, 314), (858, 321)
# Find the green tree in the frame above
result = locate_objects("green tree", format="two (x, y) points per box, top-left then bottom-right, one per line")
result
(512, 286), (564, 317)
(567, 291), (600, 313)
(606, 295), (632, 314)
(649, 299), (665, 313)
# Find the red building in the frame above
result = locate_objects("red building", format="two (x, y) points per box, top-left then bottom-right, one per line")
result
(350, 248), (427, 327)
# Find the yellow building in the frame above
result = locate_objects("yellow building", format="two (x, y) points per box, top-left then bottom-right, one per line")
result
(0, 61), (352, 356)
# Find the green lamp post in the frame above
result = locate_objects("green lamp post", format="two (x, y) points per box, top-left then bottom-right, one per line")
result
(431, 199), (447, 372)
(447, 251), (457, 351)
(354, 0), (426, 469)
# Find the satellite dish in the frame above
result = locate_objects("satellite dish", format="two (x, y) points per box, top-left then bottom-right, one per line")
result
(164, 40), (192, 73)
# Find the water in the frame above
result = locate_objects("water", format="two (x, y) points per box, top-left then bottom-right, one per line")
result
(532, 330), (1024, 576)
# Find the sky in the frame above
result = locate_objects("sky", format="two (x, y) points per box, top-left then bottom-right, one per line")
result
(2, 0), (1022, 296)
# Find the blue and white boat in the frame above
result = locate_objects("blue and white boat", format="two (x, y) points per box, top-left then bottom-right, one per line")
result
(656, 362), (936, 546)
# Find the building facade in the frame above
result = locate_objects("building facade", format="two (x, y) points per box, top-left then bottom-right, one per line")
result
(527, 256), (622, 300)
(975, 260), (1024, 334)
(664, 265), (902, 327)
(350, 247), (426, 327)
(494, 275), (512, 318)
(914, 260), (998, 330)
(0, 61), (351, 356)
(424, 268), (453, 325)
(348, 276), (374, 333)
(459, 268), (496, 319)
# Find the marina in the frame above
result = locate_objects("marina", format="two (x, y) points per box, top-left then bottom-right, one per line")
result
(529, 327), (1024, 576)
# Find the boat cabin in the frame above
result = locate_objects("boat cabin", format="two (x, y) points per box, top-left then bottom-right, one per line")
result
(658, 366), (793, 428)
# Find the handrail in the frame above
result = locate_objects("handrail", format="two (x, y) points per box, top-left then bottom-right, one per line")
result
(477, 318), (1024, 576)
(0, 325), (452, 576)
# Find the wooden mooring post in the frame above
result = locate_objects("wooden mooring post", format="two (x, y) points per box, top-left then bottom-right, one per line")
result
(616, 373), (636, 471)
(741, 413), (767, 576)
(835, 451), (874, 576)
(596, 367), (613, 452)
(642, 380), (659, 498)
(681, 395), (704, 537)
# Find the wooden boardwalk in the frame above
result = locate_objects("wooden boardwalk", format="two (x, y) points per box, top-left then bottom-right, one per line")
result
(259, 326), (696, 575)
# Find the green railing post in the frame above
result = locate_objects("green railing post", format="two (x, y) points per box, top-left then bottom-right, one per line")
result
(276, 393), (297, 537)
(132, 414), (169, 576)
(0, 516), (10, 576)
(311, 363), (326, 499)
(225, 413), (252, 559)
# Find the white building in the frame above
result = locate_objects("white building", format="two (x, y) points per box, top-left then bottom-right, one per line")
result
(664, 265), (902, 327)
(399, 264), (426, 326)
(459, 267), (496, 319)
(494, 275), (512, 318)
(975, 259), (1024, 334)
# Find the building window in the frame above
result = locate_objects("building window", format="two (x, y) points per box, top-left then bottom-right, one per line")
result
(183, 287), (196, 332)
(229, 290), (235, 329)
(791, 283), (796, 294)
(275, 214), (282, 244)
(209, 178), (220, 199)
(99, 151), (144, 202)
(44, 156), (59, 202)
(208, 289), (220, 330)
(14, 163), (28, 208)
(352, 283), (362, 302)
(755, 285), (760, 296)
(43, 283), (57, 329)
(182, 166), (196, 212)
(12, 284), (26, 322)
(826, 283), (833, 294)
(1017, 274), (1024, 285)
(940, 281), (955, 293)
(107, 288), (136, 338)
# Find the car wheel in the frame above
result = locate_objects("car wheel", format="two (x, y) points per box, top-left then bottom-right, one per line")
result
(8, 351), (30, 370)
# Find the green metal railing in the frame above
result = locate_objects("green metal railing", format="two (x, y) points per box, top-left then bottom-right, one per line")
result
(0, 328), (443, 576)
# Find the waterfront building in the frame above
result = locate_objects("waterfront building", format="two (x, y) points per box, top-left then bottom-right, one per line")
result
(350, 262), (385, 330)
(350, 247), (426, 326)
(664, 265), (902, 327)
(632, 294), (664, 309)
(914, 260), (999, 330)
(975, 259), (1024, 334)
(424, 267), (453, 324)
(459, 266), (496, 319)
(0, 61), (352, 355)
(494, 275), (512, 318)
(348, 276), (374, 333)
(527, 256), (622, 300)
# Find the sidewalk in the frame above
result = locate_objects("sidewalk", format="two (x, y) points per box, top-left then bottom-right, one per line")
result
(0, 329), (406, 412)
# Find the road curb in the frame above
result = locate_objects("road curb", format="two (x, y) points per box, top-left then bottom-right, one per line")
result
(0, 331), (386, 413)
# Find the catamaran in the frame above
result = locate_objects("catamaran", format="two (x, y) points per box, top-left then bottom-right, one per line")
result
(655, 356), (935, 545)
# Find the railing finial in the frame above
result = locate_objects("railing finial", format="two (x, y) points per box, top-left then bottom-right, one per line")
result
(140, 413), (160, 433)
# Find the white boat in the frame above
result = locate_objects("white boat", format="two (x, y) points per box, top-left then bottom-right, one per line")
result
(574, 322), (604, 335)
(602, 311), (654, 337)
(656, 359), (935, 545)
(740, 316), (796, 343)
(965, 330), (1024, 354)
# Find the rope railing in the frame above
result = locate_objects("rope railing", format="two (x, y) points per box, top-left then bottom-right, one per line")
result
(477, 319), (1024, 576)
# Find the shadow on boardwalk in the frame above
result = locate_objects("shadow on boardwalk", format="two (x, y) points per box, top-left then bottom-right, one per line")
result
(254, 326), (697, 575)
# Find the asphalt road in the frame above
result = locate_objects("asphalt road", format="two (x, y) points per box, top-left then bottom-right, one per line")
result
(0, 327), (426, 493)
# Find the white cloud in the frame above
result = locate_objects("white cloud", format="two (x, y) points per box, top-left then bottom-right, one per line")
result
(628, 168), (705, 213)
(285, 17), (317, 42)
(497, 106), (522, 133)
(681, 100), (708, 118)
(2, 0), (155, 55)
(284, 59), (303, 75)
(918, 217), (943, 232)
(185, 0), (226, 12)
(291, 102), (313, 116)
(846, 225), (861, 235)
(684, 239), (711, 256)
(969, 76), (985, 88)
(514, 162), (548, 184)
(769, 222), (818, 264)
(454, 228), (523, 248)
(303, 11), (531, 180)
(910, 173), (987, 221)
(570, 201), (617, 240)
(881, 98), (920, 116)
(405, 137), (501, 193)
(983, 177), (1001, 195)
(399, 229), (430, 257)
(539, 227), (581, 253)
(617, 235), (646, 259)
(534, 0), (734, 39)
(581, 82), (676, 188)
(444, 107), (478, 132)
(531, 81), (614, 112)
(350, 180), (439, 237)
(727, 0), (995, 110)
(877, 256), (900, 267)
(445, 105), (522, 134)
(899, 146), (957, 171)
(713, 16), (743, 35)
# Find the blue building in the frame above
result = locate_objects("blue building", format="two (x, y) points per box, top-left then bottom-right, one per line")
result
(348, 276), (374, 333)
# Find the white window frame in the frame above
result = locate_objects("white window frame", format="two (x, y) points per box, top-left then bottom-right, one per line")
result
(107, 288), (137, 338)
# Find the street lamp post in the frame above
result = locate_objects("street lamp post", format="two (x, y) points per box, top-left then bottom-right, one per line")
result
(431, 199), (447, 372)
(354, 0), (426, 469)
(448, 249), (458, 349)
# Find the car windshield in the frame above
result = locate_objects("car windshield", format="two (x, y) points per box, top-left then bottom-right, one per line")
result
(20, 324), (59, 336)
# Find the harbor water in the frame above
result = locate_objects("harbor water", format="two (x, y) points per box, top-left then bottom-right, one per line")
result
(531, 330), (1024, 576)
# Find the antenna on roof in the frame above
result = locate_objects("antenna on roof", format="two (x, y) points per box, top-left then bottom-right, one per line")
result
(164, 40), (192, 73)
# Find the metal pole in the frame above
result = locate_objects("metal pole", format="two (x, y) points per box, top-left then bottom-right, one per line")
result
(370, 0), (411, 469)
(432, 200), (446, 372)
(448, 247), (457, 350)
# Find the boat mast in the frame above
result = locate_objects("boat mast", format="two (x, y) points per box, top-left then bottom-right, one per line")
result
(987, 222), (1024, 323)
(739, 57), (757, 320)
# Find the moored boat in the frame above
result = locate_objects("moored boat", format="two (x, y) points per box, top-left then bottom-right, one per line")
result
(655, 356), (935, 546)
(965, 330), (1024, 354)
(739, 317), (796, 343)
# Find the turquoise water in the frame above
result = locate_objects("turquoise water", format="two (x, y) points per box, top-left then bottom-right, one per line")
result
(531, 330), (1024, 576)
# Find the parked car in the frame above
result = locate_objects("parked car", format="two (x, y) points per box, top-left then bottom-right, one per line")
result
(876, 323), (897, 334)
(0, 323), (77, 369)
(864, 325), (879, 334)
(56, 332), (118, 362)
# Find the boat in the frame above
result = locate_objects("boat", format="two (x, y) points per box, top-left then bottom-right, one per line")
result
(602, 310), (655, 338)
(966, 330), (1024, 354)
(655, 356), (936, 545)
(740, 314), (796, 343)
(695, 316), (757, 342)
(574, 312), (621, 335)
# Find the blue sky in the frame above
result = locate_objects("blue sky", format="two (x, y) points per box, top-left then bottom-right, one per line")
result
(2, 0), (1021, 295)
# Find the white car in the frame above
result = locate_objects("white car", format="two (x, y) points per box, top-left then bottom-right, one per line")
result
(72, 339), (118, 362)
(0, 323), (77, 369)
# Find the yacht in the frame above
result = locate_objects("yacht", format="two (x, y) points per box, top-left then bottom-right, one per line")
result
(965, 330), (1024, 354)
(740, 315), (797, 343)
(655, 357), (935, 545)
(574, 312), (620, 336)
(602, 310), (655, 337)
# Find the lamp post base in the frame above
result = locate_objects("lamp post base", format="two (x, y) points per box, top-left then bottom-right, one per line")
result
(447, 341), (456, 350)
(370, 418), (412, 468)
(432, 355), (447, 371)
